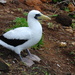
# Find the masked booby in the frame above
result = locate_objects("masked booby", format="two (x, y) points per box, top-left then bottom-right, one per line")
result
(0, 10), (51, 67)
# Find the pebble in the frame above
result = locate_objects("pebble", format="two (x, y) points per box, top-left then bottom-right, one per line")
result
(59, 42), (67, 47)
(57, 64), (61, 67)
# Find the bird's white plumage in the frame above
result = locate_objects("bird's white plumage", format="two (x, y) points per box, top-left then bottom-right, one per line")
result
(0, 10), (43, 55)
(0, 10), (51, 66)
(3, 27), (31, 40)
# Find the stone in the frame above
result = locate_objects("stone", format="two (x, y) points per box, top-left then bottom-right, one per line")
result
(65, 27), (73, 33)
(56, 14), (72, 27)
(68, 3), (75, 12)
(25, 0), (42, 6)
(59, 42), (67, 47)
(34, 6), (42, 11)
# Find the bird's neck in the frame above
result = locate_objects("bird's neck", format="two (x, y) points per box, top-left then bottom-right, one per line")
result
(27, 18), (42, 31)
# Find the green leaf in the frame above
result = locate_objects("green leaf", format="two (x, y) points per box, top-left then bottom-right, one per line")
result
(73, 15), (75, 18)
(50, 14), (58, 17)
(23, 12), (28, 16)
(64, 7), (70, 12)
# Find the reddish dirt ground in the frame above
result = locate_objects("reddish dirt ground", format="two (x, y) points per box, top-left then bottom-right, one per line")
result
(0, 1), (75, 75)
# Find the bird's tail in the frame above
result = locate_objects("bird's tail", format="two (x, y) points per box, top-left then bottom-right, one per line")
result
(0, 35), (10, 49)
(0, 35), (7, 46)
(0, 35), (15, 51)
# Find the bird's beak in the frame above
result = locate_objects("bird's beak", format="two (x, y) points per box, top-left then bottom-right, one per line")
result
(38, 14), (51, 20)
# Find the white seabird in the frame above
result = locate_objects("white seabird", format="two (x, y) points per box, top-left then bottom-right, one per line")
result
(0, 10), (51, 67)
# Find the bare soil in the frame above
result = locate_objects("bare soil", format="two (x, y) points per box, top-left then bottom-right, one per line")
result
(0, 1), (75, 75)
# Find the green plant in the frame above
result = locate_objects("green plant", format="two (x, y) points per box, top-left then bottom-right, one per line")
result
(48, 22), (59, 29)
(49, 14), (58, 17)
(73, 15), (75, 18)
(71, 23), (75, 29)
(13, 17), (28, 27)
(6, 17), (44, 49)
(6, 17), (28, 31)
(30, 66), (50, 75)
(0, 53), (3, 56)
(53, 0), (62, 3)
(70, 61), (75, 64)
(17, 8), (23, 12)
(64, 7), (70, 12)
(23, 12), (28, 16)
(70, 51), (75, 60)
(44, 71), (50, 75)
(48, 22), (54, 29)
(69, 14), (75, 18)
(70, 51), (75, 55)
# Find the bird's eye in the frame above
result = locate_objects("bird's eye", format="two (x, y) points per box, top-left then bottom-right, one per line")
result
(34, 14), (41, 19)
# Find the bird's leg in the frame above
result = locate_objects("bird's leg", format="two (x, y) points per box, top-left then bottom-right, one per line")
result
(18, 53), (34, 67)
(18, 49), (32, 60)
(25, 49), (41, 62)
(26, 49), (32, 56)
(18, 49), (41, 67)
(19, 54), (23, 61)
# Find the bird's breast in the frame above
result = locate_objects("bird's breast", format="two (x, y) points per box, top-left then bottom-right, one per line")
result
(31, 30), (42, 44)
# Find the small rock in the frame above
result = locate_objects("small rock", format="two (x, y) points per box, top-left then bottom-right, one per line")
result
(56, 14), (72, 27)
(12, 61), (15, 63)
(57, 64), (61, 67)
(65, 27), (73, 33)
(59, 42), (67, 47)
(68, 3), (75, 12)
(25, 0), (42, 6)
(71, 42), (75, 46)
(11, 11), (14, 14)
(6, 10), (10, 13)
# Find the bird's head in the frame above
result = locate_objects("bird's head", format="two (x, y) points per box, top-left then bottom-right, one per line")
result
(28, 10), (51, 20)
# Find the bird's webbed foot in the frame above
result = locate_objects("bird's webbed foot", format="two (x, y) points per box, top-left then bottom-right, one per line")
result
(25, 49), (41, 62)
(19, 49), (41, 67)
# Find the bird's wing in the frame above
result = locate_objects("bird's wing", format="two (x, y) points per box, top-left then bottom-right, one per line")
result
(3, 27), (32, 40)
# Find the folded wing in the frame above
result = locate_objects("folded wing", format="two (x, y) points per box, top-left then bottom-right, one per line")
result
(0, 27), (31, 46)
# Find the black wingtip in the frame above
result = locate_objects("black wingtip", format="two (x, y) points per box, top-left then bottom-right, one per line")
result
(0, 35), (28, 47)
